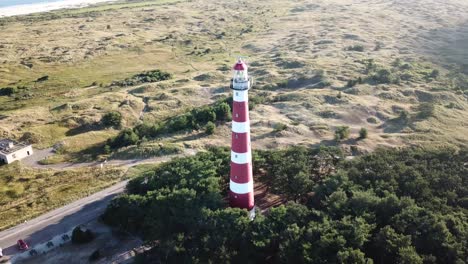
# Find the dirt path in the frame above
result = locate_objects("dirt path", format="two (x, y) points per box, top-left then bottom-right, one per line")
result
(21, 148), (197, 170)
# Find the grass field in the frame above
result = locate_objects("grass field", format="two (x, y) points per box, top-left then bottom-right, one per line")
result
(0, 163), (127, 231)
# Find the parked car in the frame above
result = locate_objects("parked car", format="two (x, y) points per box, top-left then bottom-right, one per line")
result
(17, 239), (29, 250)
(0, 247), (3, 257)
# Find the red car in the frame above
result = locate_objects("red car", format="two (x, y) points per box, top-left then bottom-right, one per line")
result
(17, 239), (29, 250)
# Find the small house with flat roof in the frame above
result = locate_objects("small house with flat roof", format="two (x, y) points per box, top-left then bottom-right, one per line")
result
(0, 139), (33, 164)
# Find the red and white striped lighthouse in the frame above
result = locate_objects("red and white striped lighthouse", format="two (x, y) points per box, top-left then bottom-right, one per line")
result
(229, 58), (255, 219)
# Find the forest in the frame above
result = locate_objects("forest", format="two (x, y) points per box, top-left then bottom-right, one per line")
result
(102, 146), (468, 263)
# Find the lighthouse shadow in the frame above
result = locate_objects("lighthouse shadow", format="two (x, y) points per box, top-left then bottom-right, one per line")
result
(254, 182), (286, 213)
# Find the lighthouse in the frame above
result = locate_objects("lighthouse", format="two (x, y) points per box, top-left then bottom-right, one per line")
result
(229, 58), (255, 219)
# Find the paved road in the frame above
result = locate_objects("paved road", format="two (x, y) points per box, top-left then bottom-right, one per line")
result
(0, 181), (128, 260)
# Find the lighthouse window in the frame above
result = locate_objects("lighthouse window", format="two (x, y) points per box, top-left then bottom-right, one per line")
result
(235, 113), (239, 118)
(235, 134), (238, 139)
(235, 154), (238, 158)
(236, 92), (239, 96)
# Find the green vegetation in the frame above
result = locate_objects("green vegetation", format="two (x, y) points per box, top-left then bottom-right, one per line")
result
(102, 146), (468, 263)
(417, 103), (435, 119)
(112, 69), (172, 87)
(0, 87), (16, 96)
(107, 100), (232, 150)
(335, 126), (351, 141)
(72, 226), (95, 244)
(205, 121), (216, 135)
(359, 127), (368, 139)
(273, 123), (288, 132)
(346, 44), (365, 52)
(101, 111), (122, 128)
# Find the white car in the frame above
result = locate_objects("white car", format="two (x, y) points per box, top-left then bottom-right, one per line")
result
(0, 247), (3, 257)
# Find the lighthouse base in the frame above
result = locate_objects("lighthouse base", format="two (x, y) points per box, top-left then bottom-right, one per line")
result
(248, 206), (256, 221)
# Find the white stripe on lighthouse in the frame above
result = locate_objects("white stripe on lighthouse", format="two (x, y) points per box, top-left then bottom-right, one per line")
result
(232, 121), (250, 133)
(230, 180), (254, 194)
(233, 90), (249, 102)
(231, 150), (251, 164)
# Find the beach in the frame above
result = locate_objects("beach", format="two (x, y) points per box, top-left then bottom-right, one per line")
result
(0, 0), (118, 17)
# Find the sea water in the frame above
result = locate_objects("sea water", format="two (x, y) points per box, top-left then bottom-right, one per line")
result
(0, 0), (64, 8)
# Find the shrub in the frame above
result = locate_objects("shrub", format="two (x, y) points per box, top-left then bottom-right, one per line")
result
(20, 132), (41, 144)
(429, 69), (439, 79)
(273, 123), (288, 132)
(109, 129), (139, 149)
(101, 111), (122, 128)
(417, 103), (435, 119)
(359, 127), (368, 139)
(71, 226), (95, 244)
(346, 44), (365, 52)
(205, 122), (215, 135)
(113, 69), (171, 86)
(0, 87), (17, 96)
(335, 126), (350, 141)
(371, 69), (394, 84)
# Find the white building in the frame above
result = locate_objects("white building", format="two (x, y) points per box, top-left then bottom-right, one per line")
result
(0, 139), (33, 164)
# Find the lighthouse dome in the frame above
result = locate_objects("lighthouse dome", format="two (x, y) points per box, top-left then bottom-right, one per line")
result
(233, 61), (247, 71)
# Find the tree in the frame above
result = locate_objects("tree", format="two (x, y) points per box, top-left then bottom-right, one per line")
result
(359, 128), (368, 139)
(109, 129), (139, 149)
(101, 111), (122, 128)
(205, 121), (215, 135)
(214, 102), (232, 121)
(71, 226), (94, 244)
(102, 146), (468, 263)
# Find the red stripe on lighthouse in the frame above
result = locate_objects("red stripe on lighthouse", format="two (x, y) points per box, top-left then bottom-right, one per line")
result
(230, 162), (252, 184)
(231, 132), (250, 153)
(229, 191), (254, 210)
(232, 101), (248, 122)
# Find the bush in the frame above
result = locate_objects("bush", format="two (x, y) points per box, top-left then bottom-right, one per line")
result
(113, 69), (171, 86)
(346, 45), (365, 52)
(205, 122), (215, 135)
(71, 226), (94, 244)
(0, 87), (17, 96)
(359, 127), (368, 139)
(108, 129), (139, 149)
(273, 123), (288, 132)
(417, 103), (435, 119)
(335, 126), (350, 141)
(101, 111), (122, 128)
(371, 69), (394, 84)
